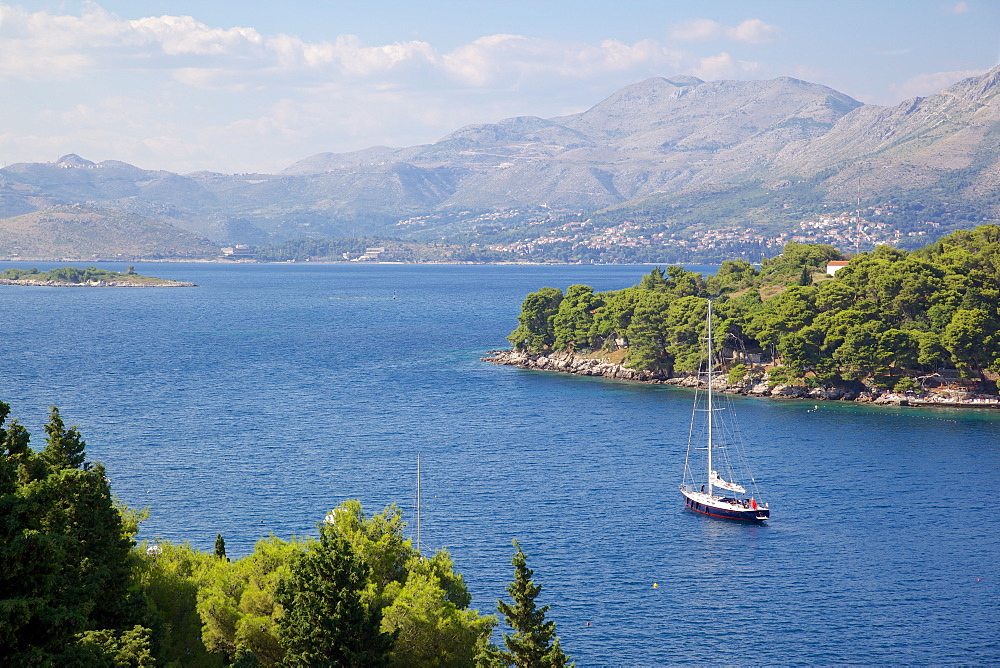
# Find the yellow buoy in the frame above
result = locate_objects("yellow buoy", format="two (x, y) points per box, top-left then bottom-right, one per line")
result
(652, 583), (658, 588)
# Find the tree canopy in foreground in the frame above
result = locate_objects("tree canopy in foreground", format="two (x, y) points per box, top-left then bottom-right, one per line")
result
(1, 401), (571, 666)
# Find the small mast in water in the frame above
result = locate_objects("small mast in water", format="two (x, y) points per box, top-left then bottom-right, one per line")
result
(416, 452), (422, 554)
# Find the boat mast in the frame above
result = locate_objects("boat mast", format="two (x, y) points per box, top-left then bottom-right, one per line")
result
(706, 299), (714, 498)
(416, 453), (422, 554)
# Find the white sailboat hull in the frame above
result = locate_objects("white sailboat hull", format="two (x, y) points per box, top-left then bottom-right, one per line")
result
(680, 487), (769, 522)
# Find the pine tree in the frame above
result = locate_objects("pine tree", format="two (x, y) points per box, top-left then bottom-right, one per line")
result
(0, 403), (149, 663)
(493, 540), (571, 668)
(41, 406), (87, 470)
(275, 523), (393, 666)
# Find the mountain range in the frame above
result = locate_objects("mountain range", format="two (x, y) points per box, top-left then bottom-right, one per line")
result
(1, 66), (999, 261)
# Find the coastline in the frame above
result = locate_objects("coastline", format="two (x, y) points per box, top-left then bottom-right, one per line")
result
(0, 278), (196, 287)
(482, 349), (1000, 410)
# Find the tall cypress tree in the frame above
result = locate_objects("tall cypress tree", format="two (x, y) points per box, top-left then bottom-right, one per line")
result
(798, 265), (813, 286)
(214, 533), (228, 561)
(494, 540), (571, 668)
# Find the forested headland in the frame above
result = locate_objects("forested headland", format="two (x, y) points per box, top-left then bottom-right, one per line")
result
(0, 402), (571, 666)
(496, 224), (1000, 402)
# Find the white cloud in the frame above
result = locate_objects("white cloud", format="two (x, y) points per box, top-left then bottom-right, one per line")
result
(728, 19), (782, 45)
(692, 52), (760, 81)
(890, 68), (986, 99)
(669, 18), (721, 42)
(0, 2), (774, 172)
(0, 3), (735, 90)
(945, 1), (970, 14)
(669, 18), (781, 45)
(441, 35), (687, 87)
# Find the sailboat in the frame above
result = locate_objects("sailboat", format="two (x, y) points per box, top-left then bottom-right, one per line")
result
(680, 299), (770, 522)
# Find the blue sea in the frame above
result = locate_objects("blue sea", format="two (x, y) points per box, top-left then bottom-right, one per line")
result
(1, 262), (997, 665)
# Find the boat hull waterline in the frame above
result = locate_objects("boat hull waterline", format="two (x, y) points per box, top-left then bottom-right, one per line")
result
(681, 489), (769, 522)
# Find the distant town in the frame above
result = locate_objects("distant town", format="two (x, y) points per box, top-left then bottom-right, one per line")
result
(229, 205), (955, 264)
(390, 205), (946, 263)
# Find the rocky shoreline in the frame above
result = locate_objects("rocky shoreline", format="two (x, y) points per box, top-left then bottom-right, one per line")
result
(0, 278), (196, 287)
(482, 349), (1000, 409)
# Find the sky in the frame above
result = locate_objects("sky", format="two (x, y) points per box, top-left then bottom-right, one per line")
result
(1, 0), (998, 174)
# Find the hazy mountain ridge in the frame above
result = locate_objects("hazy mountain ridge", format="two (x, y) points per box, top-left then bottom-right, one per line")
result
(0, 204), (220, 259)
(1, 67), (999, 259)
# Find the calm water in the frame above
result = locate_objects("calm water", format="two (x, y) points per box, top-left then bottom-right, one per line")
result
(1, 262), (997, 665)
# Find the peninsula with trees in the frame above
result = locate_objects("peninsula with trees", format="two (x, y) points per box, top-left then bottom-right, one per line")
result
(487, 224), (1000, 408)
(0, 266), (195, 287)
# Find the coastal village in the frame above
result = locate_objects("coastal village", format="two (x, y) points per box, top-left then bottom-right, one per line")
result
(396, 205), (943, 259)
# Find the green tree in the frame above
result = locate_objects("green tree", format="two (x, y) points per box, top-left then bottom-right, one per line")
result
(706, 259), (758, 295)
(743, 286), (818, 362)
(727, 363), (749, 386)
(663, 265), (706, 298)
(215, 533), (228, 561)
(381, 556), (496, 667)
(275, 522), (393, 667)
(662, 295), (709, 374)
(490, 540), (571, 668)
(41, 405), (87, 470)
(75, 625), (156, 666)
(323, 500), (414, 610)
(777, 326), (824, 377)
(0, 403), (150, 664)
(942, 308), (1000, 375)
(875, 329), (920, 376)
(552, 285), (602, 351)
(197, 535), (303, 665)
(591, 287), (646, 350)
(815, 279), (856, 313)
(623, 290), (673, 371)
(637, 267), (670, 292)
(137, 541), (223, 666)
(832, 320), (885, 380)
(797, 265), (812, 286)
(916, 331), (947, 369)
(322, 500), (497, 666)
(507, 288), (564, 351)
(766, 365), (797, 387)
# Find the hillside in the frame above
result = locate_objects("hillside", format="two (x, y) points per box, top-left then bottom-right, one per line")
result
(0, 204), (219, 260)
(1, 67), (999, 260)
